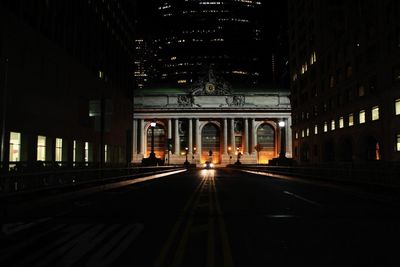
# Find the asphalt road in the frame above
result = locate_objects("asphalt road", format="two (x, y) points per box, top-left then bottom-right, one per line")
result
(1, 168), (400, 267)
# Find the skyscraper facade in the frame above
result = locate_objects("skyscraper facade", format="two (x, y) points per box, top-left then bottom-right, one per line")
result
(0, 0), (135, 170)
(288, 0), (400, 163)
(149, 0), (266, 88)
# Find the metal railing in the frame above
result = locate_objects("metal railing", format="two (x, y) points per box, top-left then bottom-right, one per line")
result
(0, 163), (184, 195)
(230, 162), (400, 187)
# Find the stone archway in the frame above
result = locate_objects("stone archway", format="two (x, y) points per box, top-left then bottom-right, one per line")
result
(256, 123), (275, 164)
(201, 123), (220, 163)
(146, 124), (166, 159)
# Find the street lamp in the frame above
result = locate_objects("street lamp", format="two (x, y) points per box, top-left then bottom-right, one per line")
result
(278, 120), (286, 158)
(184, 146), (189, 165)
(150, 121), (156, 158)
(228, 146), (232, 164)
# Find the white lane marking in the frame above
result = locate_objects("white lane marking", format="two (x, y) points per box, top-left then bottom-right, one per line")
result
(264, 214), (298, 219)
(2, 217), (52, 235)
(85, 223), (144, 267)
(33, 224), (106, 267)
(283, 191), (323, 207)
(16, 224), (92, 266)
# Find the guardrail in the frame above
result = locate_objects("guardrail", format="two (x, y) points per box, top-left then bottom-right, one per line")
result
(0, 165), (184, 195)
(229, 162), (400, 188)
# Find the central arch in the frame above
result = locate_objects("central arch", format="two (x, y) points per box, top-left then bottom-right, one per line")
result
(201, 123), (220, 163)
(256, 123), (275, 164)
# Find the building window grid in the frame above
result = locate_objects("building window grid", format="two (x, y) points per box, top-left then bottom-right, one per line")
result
(349, 113), (354, 126)
(55, 138), (62, 162)
(397, 134), (400, 152)
(37, 136), (46, 161)
(9, 132), (21, 162)
(371, 106), (379, 121)
(359, 110), (366, 124)
(395, 99), (400, 115)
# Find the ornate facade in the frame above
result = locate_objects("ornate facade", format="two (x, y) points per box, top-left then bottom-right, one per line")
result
(132, 74), (292, 166)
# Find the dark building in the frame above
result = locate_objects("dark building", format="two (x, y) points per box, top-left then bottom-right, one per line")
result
(288, 0), (400, 163)
(0, 0), (135, 171)
(136, 0), (282, 89)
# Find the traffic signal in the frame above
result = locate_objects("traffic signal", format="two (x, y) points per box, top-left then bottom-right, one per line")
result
(167, 138), (173, 150)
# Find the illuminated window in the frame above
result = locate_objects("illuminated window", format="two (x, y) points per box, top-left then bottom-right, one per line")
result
(295, 132), (299, 139)
(99, 70), (104, 79)
(331, 120), (335, 131)
(9, 132), (21, 162)
(324, 122), (328, 132)
(55, 138), (62, 162)
(358, 85), (365, 97)
(85, 142), (89, 162)
(371, 106), (379, 121)
(397, 134), (400, 152)
(359, 110), (366, 124)
(37, 136), (46, 161)
(301, 130), (305, 138)
(306, 128), (310, 137)
(349, 113), (354, 126)
(339, 117), (344, 128)
(395, 99), (400, 115)
(73, 140), (76, 163)
(314, 125), (318, 135)
(104, 145), (108, 163)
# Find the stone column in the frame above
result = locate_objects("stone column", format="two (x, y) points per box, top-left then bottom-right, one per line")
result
(195, 119), (201, 156)
(132, 119), (138, 156)
(286, 117), (292, 157)
(139, 119), (144, 155)
(188, 119), (193, 154)
(174, 118), (180, 154)
(167, 119), (172, 139)
(223, 118), (228, 154)
(244, 118), (249, 154)
(230, 118), (235, 150)
(250, 118), (256, 154)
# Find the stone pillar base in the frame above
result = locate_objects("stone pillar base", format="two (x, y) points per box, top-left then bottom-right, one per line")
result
(132, 154), (144, 164)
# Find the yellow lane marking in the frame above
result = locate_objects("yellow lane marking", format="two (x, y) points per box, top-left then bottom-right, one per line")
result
(153, 176), (207, 267)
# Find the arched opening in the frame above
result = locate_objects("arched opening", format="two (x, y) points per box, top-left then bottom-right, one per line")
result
(201, 123), (220, 163)
(256, 123), (275, 164)
(146, 125), (166, 159)
(338, 138), (353, 161)
(365, 136), (381, 161)
(323, 140), (335, 162)
(300, 142), (310, 162)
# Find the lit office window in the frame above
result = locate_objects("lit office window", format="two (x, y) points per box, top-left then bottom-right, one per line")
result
(331, 120), (335, 131)
(397, 134), (400, 152)
(104, 145), (108, 163)
(55, 138), (62, 162)
(314, 125), (318, 135)
(301, 130), (305, 138)
(324, 122), (328, 132)
(349, 113), (354, 126)
(359, 110), (366, 124)
(395, 99), (400, 115)
(339, 117), (344, 128)
(9, 132), (21, 162)
(85, 142), (89, 162)
(306, 128), (310, 137)
(37, 136), (46, 161)
(73, 140), (76, 163)
(371, 106), (380, 121)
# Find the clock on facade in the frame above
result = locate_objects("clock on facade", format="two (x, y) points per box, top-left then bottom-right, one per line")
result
(205, 83), (215, 94)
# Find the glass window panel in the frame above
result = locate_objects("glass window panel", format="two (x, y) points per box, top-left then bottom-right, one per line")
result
(9, 132), (21, 162)
(371, 106), (379, 121)
(339, 117), (344, 128)
(55, 138), (62, 162)
(349, 113), (354, 126)
(359, 110), (366, 124)
(37, 136), (46, 161)
(395, 99), (400, 115)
